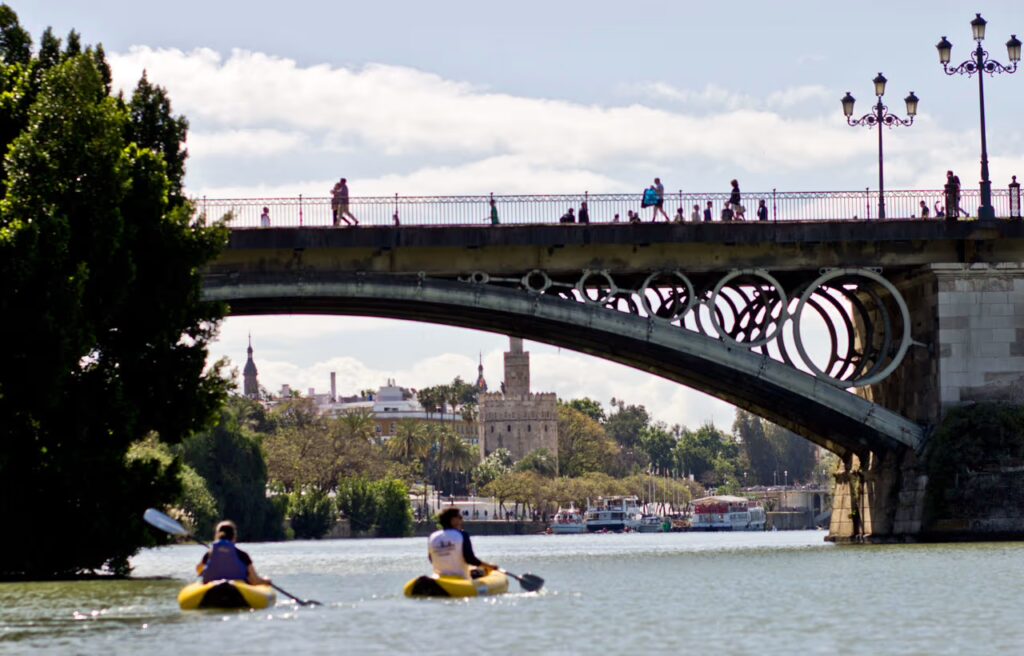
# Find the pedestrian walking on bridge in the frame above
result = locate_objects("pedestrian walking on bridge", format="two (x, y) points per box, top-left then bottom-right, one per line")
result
(331, 177), (359, 226)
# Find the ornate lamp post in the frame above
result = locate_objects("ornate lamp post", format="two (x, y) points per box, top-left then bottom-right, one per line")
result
(841, 73), (918, 219)
(937, 14), (1021, 221)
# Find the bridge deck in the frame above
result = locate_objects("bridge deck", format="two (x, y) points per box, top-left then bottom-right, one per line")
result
(214, 219), (1024, 278)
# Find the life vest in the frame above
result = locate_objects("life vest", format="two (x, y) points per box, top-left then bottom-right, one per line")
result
(202, 540), (248, 583)
(428, 528), (470, 579)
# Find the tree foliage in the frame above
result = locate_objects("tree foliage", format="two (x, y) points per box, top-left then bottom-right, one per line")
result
(336, 476), (412, 537)
(181, 398), (285, 541)
(288, 488), (336, 540)
(473, 448), (514, 489)
(562, 397), (606, 424)
(0, 10), (228, 577)
(515, 448), (558, 477)
(732, 409), (818, 486)
(374, 478), (413, 537)
(557, 405), (618, 477)
(925, 402), (1024, 521)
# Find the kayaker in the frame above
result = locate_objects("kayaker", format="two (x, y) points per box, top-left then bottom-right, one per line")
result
(428, 507), (498, 579)
(197, 520), (272, 586)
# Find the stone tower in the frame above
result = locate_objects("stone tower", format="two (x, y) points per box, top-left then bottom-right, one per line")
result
(243, 335), (259, 399)
(478, 337), (558, 466)
(503, 337), (530, 397)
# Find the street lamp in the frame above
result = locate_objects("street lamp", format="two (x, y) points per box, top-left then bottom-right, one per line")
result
(937, 14), (1021, 221)
(842, 73), (918, 219)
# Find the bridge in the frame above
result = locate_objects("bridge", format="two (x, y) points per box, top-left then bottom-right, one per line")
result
(201, 194), (1024, 542)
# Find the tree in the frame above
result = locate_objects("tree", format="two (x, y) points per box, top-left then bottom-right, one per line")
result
(337, 478), (378, 533)
(181, 398), (285, 542)
(563, 397), (606, 424)
(515, 448), (558, 478)
(764, 423), (817, 485)
(373, 478), (413, 537)
(386, 420), (429, 464)
(127, 435), (219, 539)
(288, 488), (336, 540)
(0, 16), (228, 577)
(433, 425), (479, 495)
(605, 399), (651, 473)
(674, 423), (740, 486)
(473, 448), (513, 489)
(640, 423), (677, 473)
(125, 71), (188, 203)
(557, 405), (618, 477)
(733, 409), (775, 486)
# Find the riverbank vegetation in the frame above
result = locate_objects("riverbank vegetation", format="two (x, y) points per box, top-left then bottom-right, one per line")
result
(151, 392), (823, 542)
(925, 402), (1024, 524)
(0, 8), (228, 579)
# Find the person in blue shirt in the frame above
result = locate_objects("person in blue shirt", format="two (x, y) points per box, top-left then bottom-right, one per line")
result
(197, 520), (272, 585)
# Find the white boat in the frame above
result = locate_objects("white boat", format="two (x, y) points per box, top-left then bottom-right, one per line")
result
(549, 506), (588, 534)
(585, 496), (642, 532)
(637, 514), (665, 533)
(689, 495), (766, 531)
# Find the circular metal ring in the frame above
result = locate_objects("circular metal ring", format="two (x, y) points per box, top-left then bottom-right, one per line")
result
(522, 269), (552, 293)
(639, 270), (696, 322)
(468, 271), (490, 284)
(575, 269), (617, 305)
(793, 268), (912, 388)
(708, 269), (789, 348)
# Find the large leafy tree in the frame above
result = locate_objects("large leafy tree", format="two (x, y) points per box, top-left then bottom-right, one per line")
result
(557, 405), (618, 477)
(0, 9), (228, 577)
(180, 398), (285, 542)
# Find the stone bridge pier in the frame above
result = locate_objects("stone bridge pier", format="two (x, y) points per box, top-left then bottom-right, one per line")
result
(830, 262), (1024, 541)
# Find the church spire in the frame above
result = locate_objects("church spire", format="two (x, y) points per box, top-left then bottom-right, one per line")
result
(475, 351), (487, 391)
(243, 334), (259, 399)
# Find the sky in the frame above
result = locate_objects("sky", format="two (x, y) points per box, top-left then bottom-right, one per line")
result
(11, 1), (1024, 429)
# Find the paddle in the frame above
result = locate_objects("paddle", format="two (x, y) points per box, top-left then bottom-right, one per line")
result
(498, 568), (544, 592)
(143, 508), (321, 607)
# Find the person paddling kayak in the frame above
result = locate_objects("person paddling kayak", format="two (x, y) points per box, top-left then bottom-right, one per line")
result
(197, 520), (272, 586)
(428, 507), (497, 579)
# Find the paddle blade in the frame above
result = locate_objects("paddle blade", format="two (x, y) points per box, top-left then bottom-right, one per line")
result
(143, 508), (190, 537)
(517, 573), (544, 592)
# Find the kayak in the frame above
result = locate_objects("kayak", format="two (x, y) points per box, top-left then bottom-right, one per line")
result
(178, 579), (277, 610)
(404, 570), (510, 598)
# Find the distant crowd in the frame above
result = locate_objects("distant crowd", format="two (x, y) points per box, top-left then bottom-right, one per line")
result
(249, 170), (990, 227)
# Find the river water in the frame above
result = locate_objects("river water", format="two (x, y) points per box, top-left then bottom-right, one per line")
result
(1, 531), (1022, 655)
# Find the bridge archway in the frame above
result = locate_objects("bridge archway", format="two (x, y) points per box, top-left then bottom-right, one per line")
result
(203, 272), (923, 458)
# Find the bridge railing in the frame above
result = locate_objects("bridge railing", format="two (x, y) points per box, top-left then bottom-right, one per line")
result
(194, 188), (1014, 228)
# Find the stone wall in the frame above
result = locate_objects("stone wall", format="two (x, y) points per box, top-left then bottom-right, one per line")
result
(478, 392), (558, 462)
(933, 263), (1024, 406)
(828, 449), (928, 542)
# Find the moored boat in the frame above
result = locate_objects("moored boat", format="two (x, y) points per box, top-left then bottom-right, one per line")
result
(178, 579), (277, 610)
(689, 495), (766, 531)
(637, 514), (666, 533)
(584, 496), (642, 532)
(404, 570), (510, 598)
(550, 505), (588, 534)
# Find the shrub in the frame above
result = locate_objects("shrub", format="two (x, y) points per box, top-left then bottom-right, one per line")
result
(373, 479), (414, 537)
(289, 488), (336, 540)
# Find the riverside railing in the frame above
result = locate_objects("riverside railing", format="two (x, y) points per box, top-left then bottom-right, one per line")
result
(194, 188), (1016, 229)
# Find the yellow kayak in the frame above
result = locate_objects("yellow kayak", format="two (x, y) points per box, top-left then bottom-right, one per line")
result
(178, 580), (277, 610)
(404, 570), (510, 598)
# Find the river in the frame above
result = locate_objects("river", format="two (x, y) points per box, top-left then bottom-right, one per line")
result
(1, 531), (1022, 655)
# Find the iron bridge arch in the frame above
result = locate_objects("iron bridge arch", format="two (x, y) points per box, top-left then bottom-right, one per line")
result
(202, 268), (923, 457)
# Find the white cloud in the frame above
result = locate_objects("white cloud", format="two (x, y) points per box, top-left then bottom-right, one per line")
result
(194, 155), (627, 198)
(187, 129), (310, 158)
(109, 47), (870, 175)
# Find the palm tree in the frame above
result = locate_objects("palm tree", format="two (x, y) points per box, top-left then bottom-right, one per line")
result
(436, 426), (480, 495)
(387, 420), (429, 463)
(337, 407), (378, 445)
